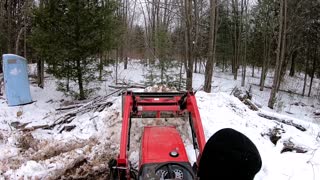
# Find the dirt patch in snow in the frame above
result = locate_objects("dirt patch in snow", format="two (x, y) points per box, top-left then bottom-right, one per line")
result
(16, 132), (40, 151)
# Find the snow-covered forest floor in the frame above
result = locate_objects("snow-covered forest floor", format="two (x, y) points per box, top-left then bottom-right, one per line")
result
(1, 59), (320, 179)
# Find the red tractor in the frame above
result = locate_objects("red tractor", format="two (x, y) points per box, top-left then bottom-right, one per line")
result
(109, 91), (206, 180)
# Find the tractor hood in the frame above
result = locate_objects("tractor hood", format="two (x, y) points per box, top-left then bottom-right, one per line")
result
(140, 126), (189, 166)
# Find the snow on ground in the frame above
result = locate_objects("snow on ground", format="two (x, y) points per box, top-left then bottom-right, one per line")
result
(196, 91), (320, 180)
(1, 59), (320, 179)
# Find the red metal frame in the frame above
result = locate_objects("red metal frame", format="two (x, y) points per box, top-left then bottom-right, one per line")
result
(186, 92), (206, 161)
(116, 91), (206, 179)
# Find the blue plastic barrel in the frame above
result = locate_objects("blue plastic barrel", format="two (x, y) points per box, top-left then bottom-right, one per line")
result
(2, 54), (32, 106)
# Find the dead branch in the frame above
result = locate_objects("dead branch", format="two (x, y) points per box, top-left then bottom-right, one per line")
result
(46, 99), (54, 103)
(21, 125), (50, 132)
(59, 125), (76, 133)
(56, 104), (84, 111)
(258, 112), (307, 131)
(46, 89), (122, 129)
(230, 86), (238, 95)
(109, 84), (146, 89)
(21, 89), (122, 132)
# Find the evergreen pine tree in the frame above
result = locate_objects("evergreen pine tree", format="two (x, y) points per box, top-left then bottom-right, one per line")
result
(31, 0), (118, 99)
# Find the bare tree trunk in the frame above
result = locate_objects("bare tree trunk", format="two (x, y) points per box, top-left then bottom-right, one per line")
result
(66, 60), (69, 91)
(232, 0), (243, 80)
(76, 59), (84, 100)
(251, 63), (254, 77)
(260, 33), (271, 91)
(151, 0), (156, 63)
(194, 58), (198, 73)
(185, 0), (194, 90)
(24, 0), (28, 60)
(116, 49), (119, 84)
(204, 0), (217, 92)
(308, 49), (316, 97)
(268, 0), (287, 108)
(179, 57), (183, 90)
(7, 0), (12, 53)
(232, 0), (237, 77)
(24, 25), (27, 58)
(0, 1), (3, 72)
(37, 57), (44, 89)
(36, 0), (44, 88)
(236, 0), (243, 81)
(99, 52), (103, 81)
(241, 0), (248, 87)
(15, 27), (24, 55)
(123, 0), (128, 69)
(276, 0), (287, 92)
(193, 0), (199, 74)
(289, 51), (297, 77)
(302, 58), (308, 96)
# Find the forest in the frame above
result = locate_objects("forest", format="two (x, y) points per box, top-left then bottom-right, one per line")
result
(1, 1), (320, 179)
(0, 0), (319, 109)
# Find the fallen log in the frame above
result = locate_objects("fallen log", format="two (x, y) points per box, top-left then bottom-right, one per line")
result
(291, 102), (307, 107)
(250, 83), (302, 96)
(244, 99), (259, 111)
(281, 140), (308, 154)
(231, 86), (259, 111)
(231, 86), (252, 100)
(257, 112), (307, 131)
